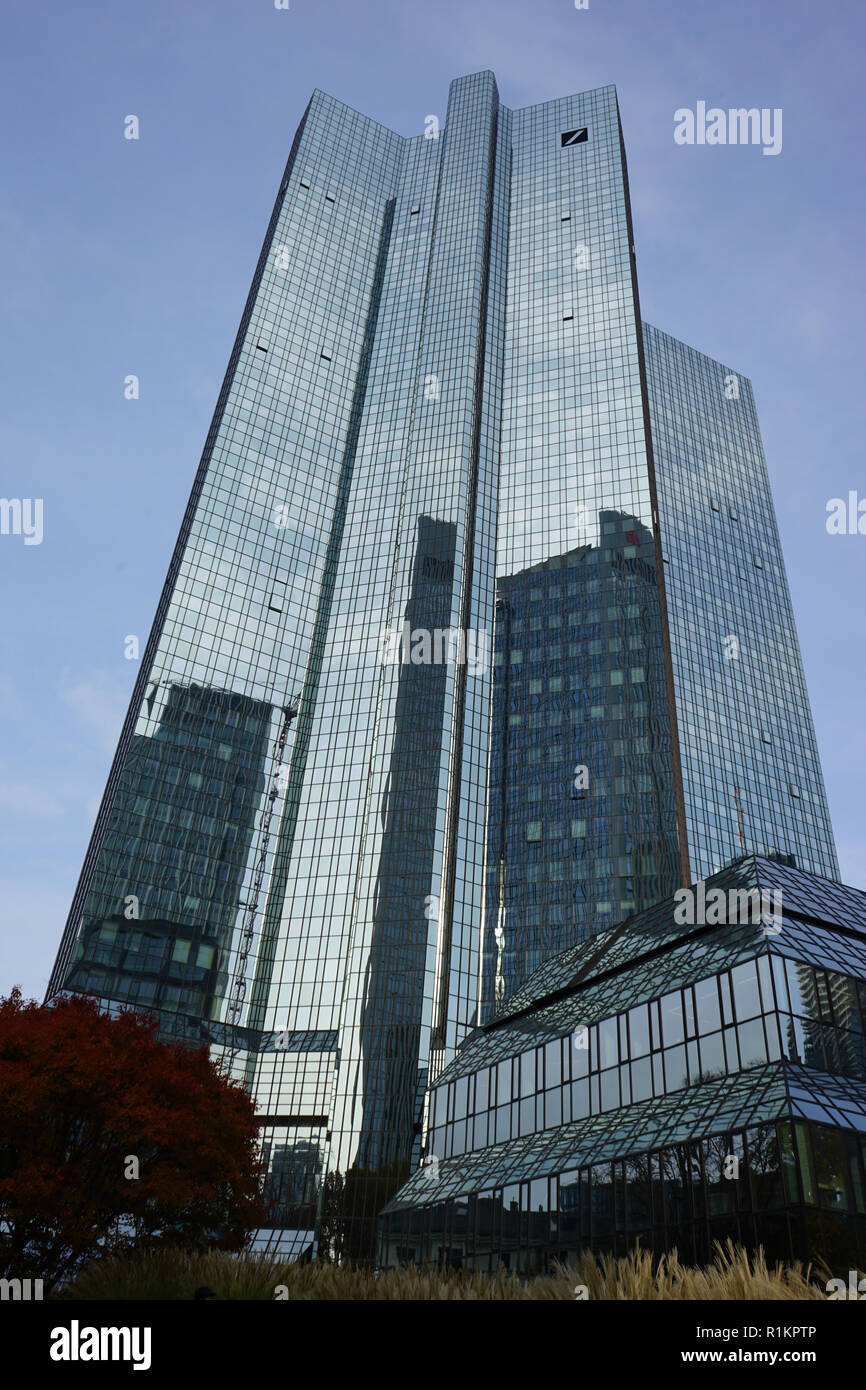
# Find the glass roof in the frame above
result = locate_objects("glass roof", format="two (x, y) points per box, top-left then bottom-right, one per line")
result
(491, 857), (866, 1027)
(438, 919), (769, 1082)
(753, 857), (866, 936)
(434, 856), (866, 1087)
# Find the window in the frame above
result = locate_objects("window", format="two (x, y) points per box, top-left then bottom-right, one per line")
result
(663, 1044), (687, 1091)
(520, 1049), (536, 1096)
(630, 1056), (652, 1103)
(812, 1127), (849, 1209)
(544, 1039), (562, 1088)
(694, 975), (722, 1033)
(738, 1018), (767, 1068)
(699, 1030), (725, 1077)
(730, 961), (761, 1020)
(660, 991), (685, 1046)
(600, 1069), (620, 1111)
(527, 821), (541, 842)
(497, 1059), (513, 1104)
(628, 1003), (650, 1057)
(599, 1017), (618, 1068)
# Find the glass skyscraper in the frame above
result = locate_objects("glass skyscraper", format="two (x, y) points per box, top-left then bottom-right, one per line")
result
(48, 72), (837, 1256)
(642, 322), (837, 888)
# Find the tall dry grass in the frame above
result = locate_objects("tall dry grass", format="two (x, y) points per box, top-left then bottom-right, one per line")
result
(57, 1239), (831, 1300)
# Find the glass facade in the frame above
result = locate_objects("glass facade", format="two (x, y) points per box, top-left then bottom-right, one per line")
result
(51, 73), (507, 1259)
(481, 84), (688, 1022)
(48, 72), (838, 1256)
(480, 138), (838, 1024)
(381, 1115), (866, 1275)
(382, 858), (866, 1272)
(643, 323), (838, 885)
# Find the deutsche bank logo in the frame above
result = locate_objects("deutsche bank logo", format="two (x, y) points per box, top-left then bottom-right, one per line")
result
(561, 128), (588, 147)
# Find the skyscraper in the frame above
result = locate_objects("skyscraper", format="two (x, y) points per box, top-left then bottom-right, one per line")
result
(48, 72), (837, 1255)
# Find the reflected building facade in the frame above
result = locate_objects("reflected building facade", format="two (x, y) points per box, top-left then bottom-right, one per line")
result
(49, 72), (837, 1256)
(483, 511), (681, 1019)
(61, 682), (274, 1021)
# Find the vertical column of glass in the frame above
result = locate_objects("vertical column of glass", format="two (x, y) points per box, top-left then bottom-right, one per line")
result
(226, 101), (416, 1226)
(482, 87), (680, 1019)
(247, 124), (443, 1237)
(54, 93), (408, 1254)
(317, 71), (504, 1257)
(642, 322), (839, 883)
(430, 97), (511, 1068)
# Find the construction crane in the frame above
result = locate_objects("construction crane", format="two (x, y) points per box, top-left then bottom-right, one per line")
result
(225, 693), (301, 1065)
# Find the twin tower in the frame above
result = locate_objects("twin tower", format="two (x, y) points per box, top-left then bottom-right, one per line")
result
(48, 73), (837, 1254)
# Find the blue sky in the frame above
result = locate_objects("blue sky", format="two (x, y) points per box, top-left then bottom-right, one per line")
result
(2, 0), (864, 1000)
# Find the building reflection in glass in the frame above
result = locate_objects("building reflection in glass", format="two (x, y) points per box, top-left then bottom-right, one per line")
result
(482, 510), (681, 1019)
(62, 682), (274, 1020)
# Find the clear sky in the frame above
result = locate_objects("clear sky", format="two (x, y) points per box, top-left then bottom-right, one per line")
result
(2, 0), (864, 1000)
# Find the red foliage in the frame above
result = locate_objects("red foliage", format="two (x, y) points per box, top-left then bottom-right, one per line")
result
(0, 988), (266, 1288)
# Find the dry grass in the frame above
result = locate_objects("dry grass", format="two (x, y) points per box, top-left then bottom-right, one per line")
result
(563, 1240), (828, 1301)
(57, 1239), (831, 1300)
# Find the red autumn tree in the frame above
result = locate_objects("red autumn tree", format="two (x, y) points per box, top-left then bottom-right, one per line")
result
(0, 988), (266, 1289)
